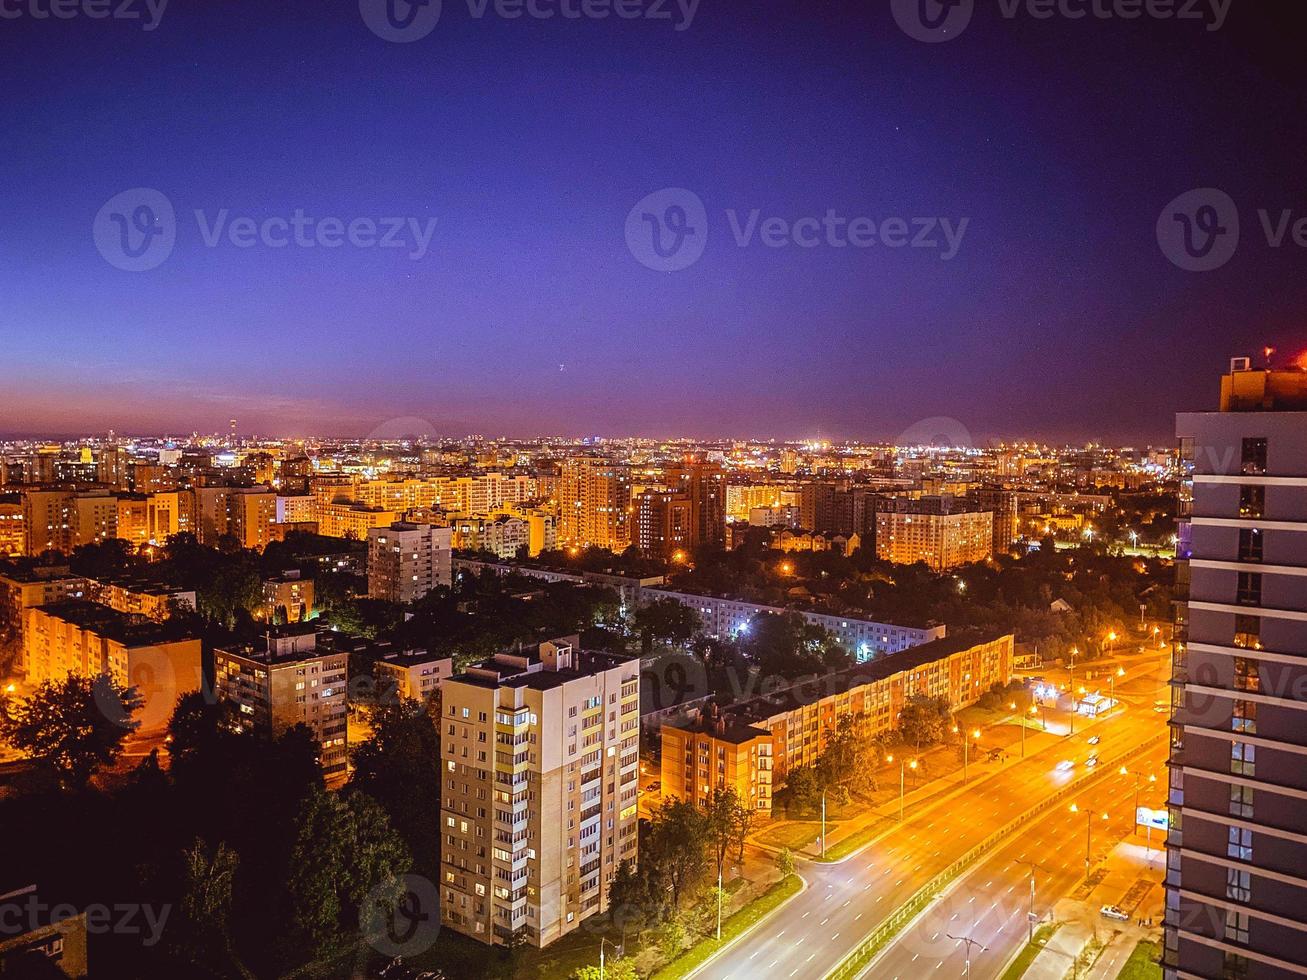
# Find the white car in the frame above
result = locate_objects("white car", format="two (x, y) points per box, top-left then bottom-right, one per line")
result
(1085, 756), (1099, 768)
(1087, 735), (1101, 745)
(1057, 760), (1075, 772)
(1100, 905), (1130, 922)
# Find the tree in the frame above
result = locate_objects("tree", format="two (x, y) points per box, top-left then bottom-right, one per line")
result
(732, 797), (757, 865)
(571, 958), (639, 980)
(741, 612), (849, 679)
(775, 763), (821, 816)
(705, 789), (747, 882)
(348, 696), (442, 875)
(816, 714), (877, 798)
(776, 848), (796, 877)
(608, 857), (659, 945)
(632, 598), (701, 652)
(658, 919), (688, 961)
(0, 674), (142, 790)
(897, 694), (951, 750)
(171, 839), (241, 968)
(283, 788), (411, 957)
(645, 798), (710, 909)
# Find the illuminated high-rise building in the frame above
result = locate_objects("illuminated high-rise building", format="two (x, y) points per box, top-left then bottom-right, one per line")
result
(438, 637), (640, 948)
(1165, 359), (1307, 979)
(558, 457), (631, 552)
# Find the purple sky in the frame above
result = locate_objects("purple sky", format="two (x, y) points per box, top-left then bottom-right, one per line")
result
(2, 0), (1305, 443)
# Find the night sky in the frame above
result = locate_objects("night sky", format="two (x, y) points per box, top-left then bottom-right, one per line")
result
(2, 0), (1305, 443)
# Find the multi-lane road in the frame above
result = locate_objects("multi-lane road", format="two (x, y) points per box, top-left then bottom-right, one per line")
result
(864, 741), (1169, 979)
(694, 652), (1171, 980)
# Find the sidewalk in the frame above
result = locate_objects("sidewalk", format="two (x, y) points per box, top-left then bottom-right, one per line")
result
(1017, 833), (1164, 979)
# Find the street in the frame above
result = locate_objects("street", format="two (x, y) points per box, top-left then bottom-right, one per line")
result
(693, 652), (1171, 980)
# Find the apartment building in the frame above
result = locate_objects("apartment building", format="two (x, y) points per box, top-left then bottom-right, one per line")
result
(366, 522), (453, 604)
(659, 706), (773, 813)
(1166, 360), (1307, 979)
(83, 575), (196, 620)
(438, 638), (640, 948)
(647, 587), (946, 661)
(373, 648), (453, 704)
(0, 564), (85, 676)
(213, 626), (351, 776)
(0, 501), (24, 557)
(22, 600), (202, 732)
(874, 501), (994, 571)
(558, 457), (631, 552)
(261, 571), (314, 623)
(661, 631), (1013, 813)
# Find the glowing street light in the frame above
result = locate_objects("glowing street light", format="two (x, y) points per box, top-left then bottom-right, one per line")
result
(887, 754), (918, 821)
(1069, 803), (1109, 880)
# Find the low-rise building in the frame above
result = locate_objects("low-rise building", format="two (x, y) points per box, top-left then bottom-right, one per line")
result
(22, 600), (203, 732)
(659, 706), (773, 813)
(661, 630), (1014, 814)
(373, 648), (453, 704)
(261, 571), (314, 623)
(83, 576), (196, 621)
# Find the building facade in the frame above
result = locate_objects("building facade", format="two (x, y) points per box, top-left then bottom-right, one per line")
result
(438, 638), (640, 948)
(558, 457), (631, 552)
(213, 626), (351, 776)
(1166, 360), (1307, 979)
(366, 522), (453, 604)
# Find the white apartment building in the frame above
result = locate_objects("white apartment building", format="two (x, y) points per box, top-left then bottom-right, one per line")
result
(438, 638), (640, 948)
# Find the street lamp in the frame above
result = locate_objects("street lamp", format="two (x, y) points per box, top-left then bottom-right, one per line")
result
(1120, 767), (1159, 854)
(887, 754), (918, 822)
(1069, 803), (1108, 880)
(1109, 666), (1125, 714)
(948, 932), (989, 976)
(1018, 860), (1050, 944)
(961, 728), (981, 783)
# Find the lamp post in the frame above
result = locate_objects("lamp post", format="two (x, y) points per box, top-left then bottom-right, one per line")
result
(1120, 767), (1158, 854)
(1068, 646), (1079, 736)
(1109, 666), (1125, 715)
(948, 932), (989, 976)
(1018, 860), (1049, 944)
(1070, 803), (1108, 880)
(957, 727), (981, 783)
(887, 754), (918, 821)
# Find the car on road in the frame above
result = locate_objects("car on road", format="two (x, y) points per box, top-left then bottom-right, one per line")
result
(1056, 760), (1075, 772)
(1085, 755), (1099, 767)
(1087, 735), (1101, 745)
(1100, 905), (1130, 922)
(646, 780), (661, 793)
(1154, 704), (1169, 713)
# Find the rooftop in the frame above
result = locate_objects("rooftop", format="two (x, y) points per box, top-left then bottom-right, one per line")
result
(727, 628), (1009, 722)
(34, 600), (198, 648)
